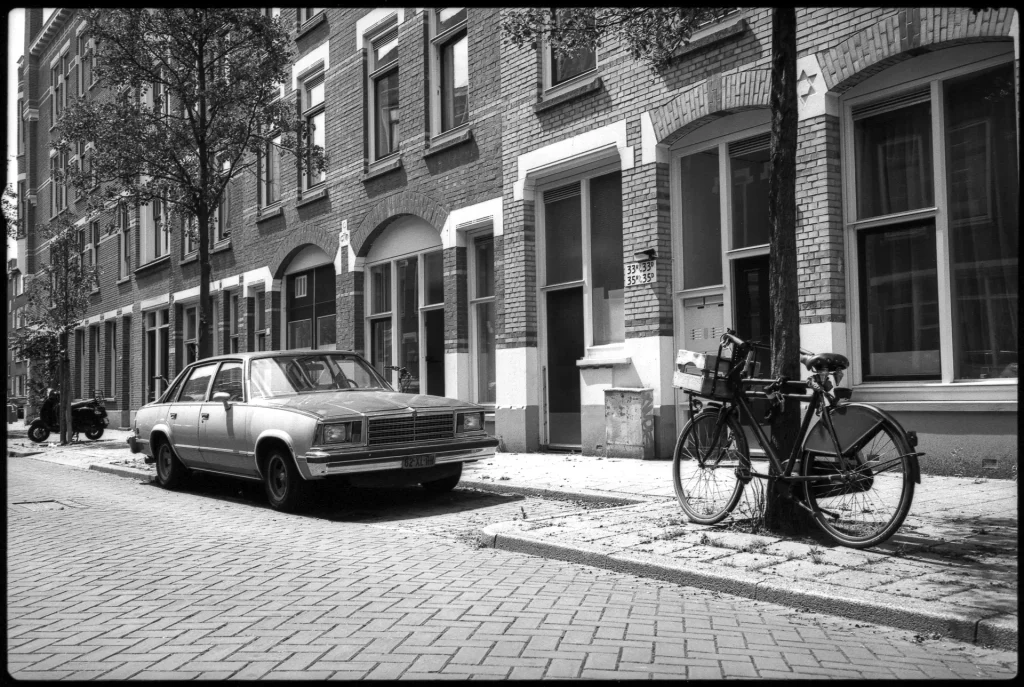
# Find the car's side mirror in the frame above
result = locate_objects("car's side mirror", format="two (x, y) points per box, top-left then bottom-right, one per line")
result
(212, 391), (232, 408)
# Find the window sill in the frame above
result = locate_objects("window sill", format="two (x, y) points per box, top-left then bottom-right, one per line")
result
(670, 17), (748, 60)
(211, 239), (232, 254)
(425, 125), (474, 157)
(296, 12), (326, 40)
(116, 276), (130, 285)
(180, 253), (198, 266)
(361, 155), (403, 182)
(851, 380), (1018, 410)
(133, 255), (171, 276)
(296, 187), (328, 208)
(576, 356), (631, 369)
(535, 74), (603, 114)
(256, 204), (284, 222)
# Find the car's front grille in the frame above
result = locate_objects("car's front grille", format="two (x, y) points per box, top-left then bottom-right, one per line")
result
(367, 413), (454, 446)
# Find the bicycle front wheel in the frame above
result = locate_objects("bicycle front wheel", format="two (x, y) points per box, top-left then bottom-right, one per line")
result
(672, 410), (749, 525)
(801, 404), (915, 548)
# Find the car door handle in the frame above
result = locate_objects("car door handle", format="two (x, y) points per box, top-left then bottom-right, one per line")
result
(169, 413), (177, 419)
(201, 413), (210, 420)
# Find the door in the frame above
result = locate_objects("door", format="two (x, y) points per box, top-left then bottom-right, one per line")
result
(167, 362), (218, 465)
(423, 309), (445, 396)
(286, 264), (336, 350)
(199, 361), (254, 475)
(545, 287), (584, 446)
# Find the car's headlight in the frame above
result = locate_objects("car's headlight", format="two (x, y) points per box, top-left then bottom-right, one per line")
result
(320, 421), (362, 444)
(456, 412), (484, 433)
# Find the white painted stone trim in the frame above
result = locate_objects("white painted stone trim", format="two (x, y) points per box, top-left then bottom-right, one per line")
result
(292, 41), (330, 91)
(796, 54), (838, 120)
(495, 346), (539, 408)
(640, 112), (668, 165)
(356, 8), (406, 51)
(441, 196), (503, 249)
(139, 293), (170, 311)
(514, 120), (633, 201)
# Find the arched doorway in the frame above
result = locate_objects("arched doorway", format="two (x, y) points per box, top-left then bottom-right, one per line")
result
(364, 215), (445, 395)
(283, 244), (336, 350)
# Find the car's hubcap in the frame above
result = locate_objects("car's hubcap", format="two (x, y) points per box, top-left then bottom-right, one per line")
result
(158, 447), (170, 479)
(270, 459), (286, 499)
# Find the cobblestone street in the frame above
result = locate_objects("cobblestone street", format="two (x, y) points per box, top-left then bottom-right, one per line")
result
(7, 458), (1017, 679)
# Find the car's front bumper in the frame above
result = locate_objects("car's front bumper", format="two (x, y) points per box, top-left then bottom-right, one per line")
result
(300, 436), (499, 478)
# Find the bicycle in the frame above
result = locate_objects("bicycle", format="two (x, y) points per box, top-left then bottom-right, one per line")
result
(672, 329), (922, 549)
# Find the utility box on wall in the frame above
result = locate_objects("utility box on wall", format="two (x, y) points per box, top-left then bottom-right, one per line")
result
(604, 388), (655, 460)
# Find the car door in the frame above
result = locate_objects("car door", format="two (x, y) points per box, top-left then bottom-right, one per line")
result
(198, 361), (255, 476)
(167, 362), (218, 466)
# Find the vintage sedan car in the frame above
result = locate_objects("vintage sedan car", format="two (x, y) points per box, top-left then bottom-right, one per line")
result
(128, 350), (499, 511)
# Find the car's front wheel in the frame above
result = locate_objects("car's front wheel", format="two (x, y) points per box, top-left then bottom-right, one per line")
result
(85, 427), (104, 440)
(27, 420), (50, 444)
(264, 449), (307, 512)
(155, 441), (187, 490)
(422, 463), (462, 494)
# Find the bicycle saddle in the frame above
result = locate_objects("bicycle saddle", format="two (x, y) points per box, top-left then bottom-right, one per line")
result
(800, 352), (849, 372)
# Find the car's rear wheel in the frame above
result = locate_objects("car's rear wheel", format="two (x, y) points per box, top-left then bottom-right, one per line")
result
(155, 440), (187, 490)
(422, 463), (462, 494)
(264, 449), (307, 512)
(27, 420), (50, 444)
(85, 427), (104, 440)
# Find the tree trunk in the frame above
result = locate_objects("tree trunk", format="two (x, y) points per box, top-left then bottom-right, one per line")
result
(59, 333), (70, 445)
(765, 7), (814, 534)
(197, 209), (212, 360)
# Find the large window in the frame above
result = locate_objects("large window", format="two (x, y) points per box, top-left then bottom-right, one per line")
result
(117, 203), (131, 279)
(229, 293), (240, 353)
(301, 71), (326, 189)
(140, 194), (169, 263)
(286, 264), (336, 351)
(255, 291), (267, 351)
(259, 133), (282, 208)
(431, 8), (468, 136)
(92, 326), (101, 400)
(184, 306), (198, 365)
(145, 309), (170, 402)
(469, 232), (495, 404)
(848, 59), (1017, 383)
(213, 187), (232, 243)
(368, 24), (400, 160)
(105, 320), (117, 397)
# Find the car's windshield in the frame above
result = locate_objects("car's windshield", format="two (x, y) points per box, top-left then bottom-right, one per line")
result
(250, 353), (391, 398)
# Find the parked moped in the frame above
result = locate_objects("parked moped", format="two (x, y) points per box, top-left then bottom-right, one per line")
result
(27, 389), (109, 443)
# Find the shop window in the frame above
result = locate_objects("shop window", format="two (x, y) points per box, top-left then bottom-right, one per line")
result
(255, 291), (267, 351)
(430, 8), (468, 136)
(92, 326), (101, 399)
(184, 306), (198, 365)
(367, 23), (400, 160)
(76, 330), (86, 399)
(229, 293), (240, 353)
(848, 60), (1017, 382)
(105, 320), (117, 397)
(145, 309), (170, 402)
(469, 232), (495, 404)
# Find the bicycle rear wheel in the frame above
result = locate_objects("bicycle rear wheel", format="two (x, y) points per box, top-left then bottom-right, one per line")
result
(672, 409), (749, 525)
(801, 404), (915, 548)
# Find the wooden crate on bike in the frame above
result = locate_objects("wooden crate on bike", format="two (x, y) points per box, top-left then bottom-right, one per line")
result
(673, 350), (732, 399)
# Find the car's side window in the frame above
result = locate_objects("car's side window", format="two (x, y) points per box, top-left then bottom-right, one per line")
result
(210, 362), (244, 402)
(175, 363), (218, 403)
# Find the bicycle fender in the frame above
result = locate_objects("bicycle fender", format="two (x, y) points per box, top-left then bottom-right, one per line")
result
(804, 402), (921, 484)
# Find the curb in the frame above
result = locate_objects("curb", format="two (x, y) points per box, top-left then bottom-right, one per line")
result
(479, 523), (1018, 651)
(89, 464), (154, 481)
(460, 479), (657, 506)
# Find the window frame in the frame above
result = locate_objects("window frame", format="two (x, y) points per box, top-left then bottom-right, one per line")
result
(536, 162), (626, 360)
(428, 8), (469, 138)
(117, 202), (131, 279)
(297, 8), (323, 27)
(105, 319), (116, 398)
(229, 292), (240, 353)
(366, 20), (401, 162)
(184, 305), (198, 365)
(258, 131), (282, 209)
(300, 69), (327, 190)
(255, 290), (267, 351)
(840, 51), (1018, 399)
(542, 11), (598, 94)
(92, 325), (101, 400)
(144, 308), (170, 402)
(467, 227), (496, 406)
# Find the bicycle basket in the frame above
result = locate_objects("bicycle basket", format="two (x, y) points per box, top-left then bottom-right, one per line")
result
(673, 349), (733, 400)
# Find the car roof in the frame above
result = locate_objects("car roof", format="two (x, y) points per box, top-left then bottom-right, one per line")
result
(194, 350), (361, 363)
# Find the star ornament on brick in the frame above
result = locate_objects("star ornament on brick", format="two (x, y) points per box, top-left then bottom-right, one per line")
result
(797, 70), (817, 104)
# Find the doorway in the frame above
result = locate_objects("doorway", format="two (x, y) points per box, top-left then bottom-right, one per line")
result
(732, 254), (771, 345)
(545, 287), (584, 446)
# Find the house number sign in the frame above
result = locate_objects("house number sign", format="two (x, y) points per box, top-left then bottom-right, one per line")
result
(625, 259), (657, 287)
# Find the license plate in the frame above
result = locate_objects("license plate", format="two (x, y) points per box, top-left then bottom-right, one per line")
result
(402, 455), (435, 469)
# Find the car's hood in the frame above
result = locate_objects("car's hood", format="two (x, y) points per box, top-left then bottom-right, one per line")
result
(249, 391), (472, 419)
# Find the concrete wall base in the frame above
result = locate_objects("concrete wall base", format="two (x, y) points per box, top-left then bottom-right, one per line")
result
(495, 405), (539, 453)
(891, 411), (1017, 479)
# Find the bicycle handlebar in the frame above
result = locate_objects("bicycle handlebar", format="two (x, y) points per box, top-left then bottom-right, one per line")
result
(723, 330), (820, 368)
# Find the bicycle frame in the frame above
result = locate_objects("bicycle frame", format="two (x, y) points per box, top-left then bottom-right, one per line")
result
(699, 377), (858, 486)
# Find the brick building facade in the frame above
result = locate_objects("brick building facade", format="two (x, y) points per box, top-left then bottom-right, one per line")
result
(16, 8), (1018, 476)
